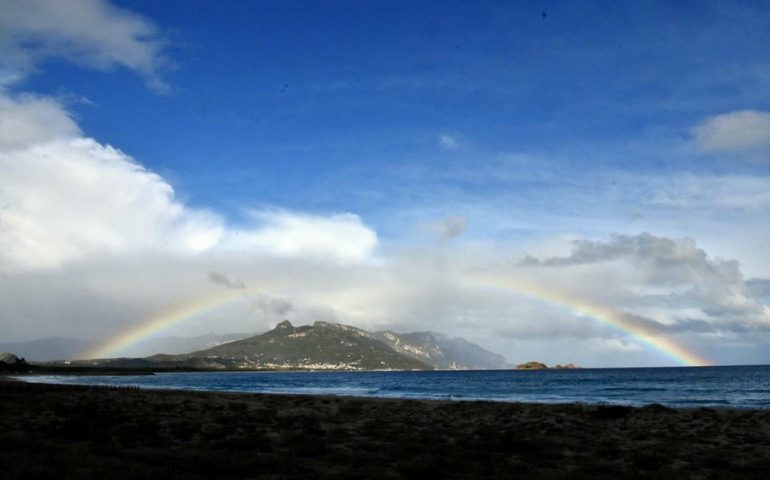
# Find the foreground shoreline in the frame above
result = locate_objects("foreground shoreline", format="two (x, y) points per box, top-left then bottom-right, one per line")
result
(2, 379), (769, 479)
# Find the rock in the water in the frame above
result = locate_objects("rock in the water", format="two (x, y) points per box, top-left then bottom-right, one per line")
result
(515, 361), (548, 370)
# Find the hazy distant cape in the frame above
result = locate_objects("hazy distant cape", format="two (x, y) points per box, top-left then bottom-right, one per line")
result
(0, 333), (250, 363)
(78, 320), (508, 371)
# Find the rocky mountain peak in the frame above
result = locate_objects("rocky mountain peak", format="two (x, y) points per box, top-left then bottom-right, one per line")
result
(275, 320), (294, 330)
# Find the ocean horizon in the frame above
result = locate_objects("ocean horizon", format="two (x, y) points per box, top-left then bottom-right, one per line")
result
(16, 364), (770, 409)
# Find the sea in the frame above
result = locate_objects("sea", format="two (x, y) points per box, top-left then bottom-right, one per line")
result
(16, 364), (770, 409)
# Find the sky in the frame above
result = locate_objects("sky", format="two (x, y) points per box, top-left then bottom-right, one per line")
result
(1, 0), (770, 367)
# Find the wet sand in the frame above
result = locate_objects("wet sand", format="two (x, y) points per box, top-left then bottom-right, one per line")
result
(2, 379), (769, 479)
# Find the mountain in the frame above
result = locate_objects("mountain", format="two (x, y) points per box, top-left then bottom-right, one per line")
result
(0, 333), (252, 362)
(372, 331), (508, 370)
(149, 320), (431, 371)
(56, 320), (507, 371)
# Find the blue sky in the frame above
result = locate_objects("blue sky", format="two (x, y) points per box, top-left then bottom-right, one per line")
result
(25, 1), (770, 222)
(2, 0), (770, 366)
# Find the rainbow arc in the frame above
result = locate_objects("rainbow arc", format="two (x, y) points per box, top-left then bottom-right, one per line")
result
(83, 275), (711, 367)
(463, 272), (710, 367)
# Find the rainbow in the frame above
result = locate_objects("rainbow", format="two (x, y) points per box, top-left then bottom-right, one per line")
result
(82, 288), (251, 359)
(83, 273), (711, 366)
(463, 272), (711, 367)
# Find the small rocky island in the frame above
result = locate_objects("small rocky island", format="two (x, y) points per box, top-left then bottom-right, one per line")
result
(515, 361), (580, 370)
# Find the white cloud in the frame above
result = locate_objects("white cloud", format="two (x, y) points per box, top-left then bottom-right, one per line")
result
(0, 86), (382, 346)
(0, 0), (169, 90)
(225, 210), (378, 264)
(0, 96), (224, 271)
(509, 232), (768, 332)
(0, 94), (81, 150)
(693, 109), (770, 154)
(439, 133), (461, 150)
(0, 89), (383, 271)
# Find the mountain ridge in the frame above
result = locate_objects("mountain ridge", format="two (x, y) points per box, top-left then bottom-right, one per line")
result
(154, 320), (431, 370)
(67, 320), (508, 371)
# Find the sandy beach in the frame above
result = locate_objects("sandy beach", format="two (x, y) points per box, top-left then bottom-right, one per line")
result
(2, 379), (769, 479)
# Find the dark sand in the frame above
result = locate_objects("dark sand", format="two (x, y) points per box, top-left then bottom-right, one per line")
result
(2, 379), (769, 479)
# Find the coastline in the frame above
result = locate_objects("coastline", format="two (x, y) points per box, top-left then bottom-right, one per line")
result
(3, 378), (770, 479)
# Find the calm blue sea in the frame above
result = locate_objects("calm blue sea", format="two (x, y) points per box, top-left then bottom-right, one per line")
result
(17, 365), (770, 408)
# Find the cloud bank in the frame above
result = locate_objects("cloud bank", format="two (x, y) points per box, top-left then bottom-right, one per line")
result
(3, 91), (769, 366)
(0, 1), (380, 342)
(0, 93), (224, 271)
(2, 92), (767, 366)
(0, 88), (381, 347)
(520, 233), (766, 324)
(224, 211), (378, 264)
(1, 87), (767, 365)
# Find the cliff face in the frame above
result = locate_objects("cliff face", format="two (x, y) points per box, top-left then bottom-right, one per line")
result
(372, 331), (508, 370)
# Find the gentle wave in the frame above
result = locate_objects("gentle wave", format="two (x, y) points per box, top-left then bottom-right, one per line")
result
(14, 365), (770, 409)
